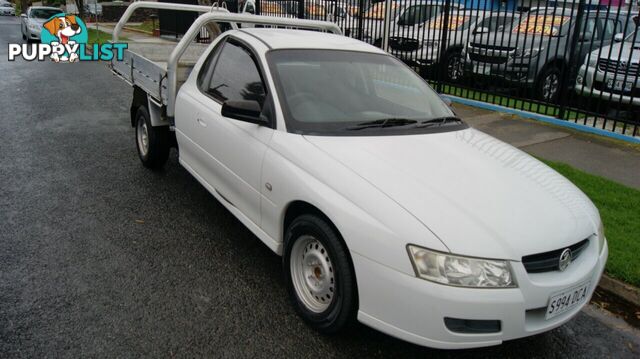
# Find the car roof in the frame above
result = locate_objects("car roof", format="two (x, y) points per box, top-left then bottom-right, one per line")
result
(238, 28), (386, 53)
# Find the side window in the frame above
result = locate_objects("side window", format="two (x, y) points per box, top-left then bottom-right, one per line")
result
(206, 41), (266, 107)
(582, 18), (598, 40)
(598, 19), (615, 40)
(197, 38), (226, 91)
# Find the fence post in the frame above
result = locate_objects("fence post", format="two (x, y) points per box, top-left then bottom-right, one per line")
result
(381, 0), (392, 52)
(558, 0), (586, 120)
(298, 0), (304, 19)
(256, 0), (260, 16)
(437, 0), (451, 93)
(357, 0), (364, 41)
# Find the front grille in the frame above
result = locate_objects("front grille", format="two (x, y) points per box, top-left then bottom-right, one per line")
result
(469, 43), (515, 52)
(469, 52), (509, 64)
(389, 37), (420, 52)
(522, 239), (589, 273)
(598, 58), (640, 76)
(467, 44), (514, 64)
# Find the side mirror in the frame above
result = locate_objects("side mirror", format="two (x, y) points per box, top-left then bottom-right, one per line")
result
(614, 33), (624, 42)
(20, 13), (26, 18)
(221, 100), (267, 125)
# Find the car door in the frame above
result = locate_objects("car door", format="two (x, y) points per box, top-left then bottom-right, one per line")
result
(176, 37), (274, 225)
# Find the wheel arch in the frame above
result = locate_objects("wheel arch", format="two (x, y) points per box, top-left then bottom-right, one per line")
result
(282, 199), (360, 308)
(130, 86), (148, 127)
(535, 58), (567, 82)
(283, 201), (341, 243)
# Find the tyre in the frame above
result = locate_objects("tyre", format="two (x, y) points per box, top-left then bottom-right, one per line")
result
(536, 66), (561, 102)
(444, 51), (464, 82)
(283, 214), (357, 334)
(22, 30), (26, 40)
(134, 106), (170, 169)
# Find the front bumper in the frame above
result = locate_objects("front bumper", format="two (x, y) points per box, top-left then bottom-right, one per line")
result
(353, 237), (608, 349)
(28, 28), (41, 40)
(463, 56), (538, 86)
(575, 64), (640, 107)
(389, 47), (440, 67)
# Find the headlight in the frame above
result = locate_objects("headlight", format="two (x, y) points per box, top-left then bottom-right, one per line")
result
(28, 23), (40, 31)
(513, 47), (543, 58)
(407, 245), (517, 288)
(597, 221), (606, 253)
(587, 55), (598, 67)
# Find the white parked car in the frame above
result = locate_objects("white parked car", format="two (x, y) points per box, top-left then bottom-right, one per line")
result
(0, 2), (16, 16)
(112, 2), (607, 349)
(20, 6), (63, 42)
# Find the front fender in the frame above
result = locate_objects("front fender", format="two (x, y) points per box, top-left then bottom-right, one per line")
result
(260, 132), (447, 276)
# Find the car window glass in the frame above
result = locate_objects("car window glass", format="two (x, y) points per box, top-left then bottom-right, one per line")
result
(197, 39), (226, 91)
(398, 5), (441, 26)
(207, 41), (266, 107)
(478, 15), (514, 32)
(581, 18), (597, 40)
(30, 8), (62, 19)
(598, 19), (614, 40)
(245, 2), (255, 14)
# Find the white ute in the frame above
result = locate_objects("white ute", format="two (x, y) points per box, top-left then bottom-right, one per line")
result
(112, 2), (607, 349)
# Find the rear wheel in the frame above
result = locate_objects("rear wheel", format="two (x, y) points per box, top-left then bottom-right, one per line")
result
(135, 106), (170, 169)
(283, 214), (357, 334)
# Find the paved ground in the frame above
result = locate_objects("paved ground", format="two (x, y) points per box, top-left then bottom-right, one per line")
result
(1, 16), (639, 358)
(453, 104), (640, 190)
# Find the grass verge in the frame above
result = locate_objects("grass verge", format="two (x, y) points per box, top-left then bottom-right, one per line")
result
(127, 20), (155, 34)
(440, 84), (584, 120)
(543, 160), (640, 287)
(87, 28), (127, 46)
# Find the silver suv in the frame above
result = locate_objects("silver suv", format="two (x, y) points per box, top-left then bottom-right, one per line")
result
(576, 30), (640, 106)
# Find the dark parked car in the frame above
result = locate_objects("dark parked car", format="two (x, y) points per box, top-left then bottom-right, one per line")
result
(464, 7), (635, 101)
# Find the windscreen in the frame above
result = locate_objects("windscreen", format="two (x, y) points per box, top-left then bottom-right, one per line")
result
(30, 8), (62, 19)
(267, 50), (458, 135)
(397, 5), (442, 26)
(429, 14), (474, 30)
(363, 2), (399, 20)
(512, 14), (570, 36)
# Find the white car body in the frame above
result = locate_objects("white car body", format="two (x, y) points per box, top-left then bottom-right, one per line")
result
(172, 28), (607, 349)
(20, 6), (62, 41)
(0, 2), (15, 16)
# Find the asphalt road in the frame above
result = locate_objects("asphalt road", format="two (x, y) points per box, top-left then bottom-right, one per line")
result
(1, 16), (639, 358)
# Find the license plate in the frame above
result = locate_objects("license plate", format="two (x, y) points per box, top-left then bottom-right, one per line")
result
(545, 281), (590, 320)
(606, 78), (633, 92)
(473, 63), (491, 75)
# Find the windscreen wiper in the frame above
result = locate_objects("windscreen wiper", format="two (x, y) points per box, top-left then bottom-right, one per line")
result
(414, 116), (464, 128)
(346, 118), (418, 130)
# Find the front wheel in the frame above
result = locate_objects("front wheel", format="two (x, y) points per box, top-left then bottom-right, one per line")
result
(135, 106), (170, 169)
(536, 67), (561, 102)
(445, 51), (464, 82)
(283, 214), (358, 334)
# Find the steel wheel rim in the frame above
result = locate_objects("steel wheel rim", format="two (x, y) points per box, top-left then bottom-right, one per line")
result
(543, 73), (559, 101)
(137, 117), (149, 157)
(447, 55), (463, 80)
(290, 235), (335, 313)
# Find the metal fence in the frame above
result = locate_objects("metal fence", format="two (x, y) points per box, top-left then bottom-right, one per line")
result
(245, 0), (640, 137)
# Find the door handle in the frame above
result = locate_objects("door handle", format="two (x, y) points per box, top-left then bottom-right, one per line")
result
(196, 118), (207, 127)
